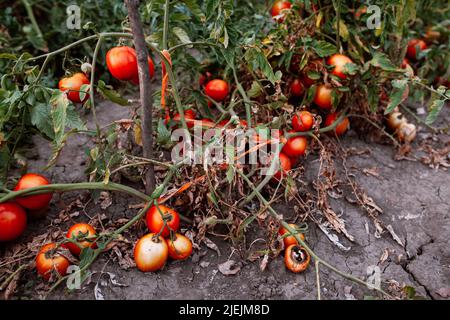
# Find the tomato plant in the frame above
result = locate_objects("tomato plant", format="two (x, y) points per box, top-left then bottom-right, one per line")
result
(35, 243), (70, 281)
(0, 203), (27, 242)
(134, 233), (168, 272)
(13, 173), (52, 210)
(167, 233), (193, 260)
(146, 204), (180, 238)
(65, 223), (97, 256)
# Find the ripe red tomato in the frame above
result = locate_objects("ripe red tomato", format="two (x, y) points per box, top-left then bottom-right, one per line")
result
(271, 1), (292, 21)
(146, 205), (180, 238)
(14, 173), (52, 210)
(327, 54), (353, 79)
(282, 131), (308, 158)
(106, 46), (154, 82)
(36, 243), (70, 281)
(273, 153), (292, 181)
(167, 233), (193, 260)
(313, 84), (333, 109)
(284, 244), (310, 273)
(58, 73), (90, 103)
(0, 203), (27, 242)
(401, 58), (410, 69)
(134, 233), (168, 272)
(279, 224), (305, 248)
(325, 112), (350, 136)
(173, 109), (197, 128)
(292, 111), (314, 132)
(406, 39), (427, 60)
(290, 78), (304, 97)
(65, 223), (97, 256)
(205, 79), (229, 102)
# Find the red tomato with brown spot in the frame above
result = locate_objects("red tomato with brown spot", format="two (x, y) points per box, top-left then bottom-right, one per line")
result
(134, 233), (168, 272)
(0, 203), (27, 242)
(58, 73), (90, 103)
(167, 233), (193, 260)
(273, 153), (292, 181)
(35, 243), (70, 281)
(313, 84), (333, 109)
(279, 224), (305, 248)
(106, 46), (154, 82)
(292, 111), (314, 132)
(290, 78), (304, 97)
(327, 54), (353, 79)
(65, 223), (97, 256)
(325, 112), (350, 136)
(271, 1), (292, 21)
(146, 205), (180, 238)
(284, 244), (310, 273)
(205, 79), (229, 102)
(14, 173), (52, 211)
(282, 131), (308, 158)
(406, 39), (427, 60)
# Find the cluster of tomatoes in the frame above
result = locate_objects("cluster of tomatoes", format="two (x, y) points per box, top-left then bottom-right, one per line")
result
(135, 204), (192, 272)
(0, 173), (52, 242)
(278, 224), (310, 273)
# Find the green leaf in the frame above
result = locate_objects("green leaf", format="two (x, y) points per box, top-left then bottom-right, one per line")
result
(311, 40), (337, 57)
(384, 79), (409, 115)
(367, 86), (379, 113)
(425, 99), (445, 125)
(368, 52), (397, 72)
(97, 80), (128, 106)
(181, 0), (205, 20)
(244, 47), (279, 84)
(172, 27), (191, 44)
(248, 81), (263, 98)
(156, 119), (171, 146)
(30, 102), (54, 139)
(50, 90), (68, 144)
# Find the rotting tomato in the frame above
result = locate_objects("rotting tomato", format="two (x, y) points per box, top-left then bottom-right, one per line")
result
(313, 84), (333, 109)
(106, 46), (154, 82)
(35, 243), (70, 281)
(292, 111), (314, 132)
(58, 72), (90, 103)
(0, 203), (27, 242)
(282, 131), (308, 158)
(290, 78), (304, 97)
(406, 39), (427, 60)
(273, 153), (292, 181)
(167, 233), (193, 260)
(279, 224), (305, 248)
(204, 79), (229, 102)
(327, 54), (353, 79)
(325, 113), (350, 136)
(285, 244), (311, 273)
(134, 233), (168, 272)
(14, 173), (52, 211)
(65, 223), (97, 256)
(146, 204), (180, 238)
(271, 0), (292, 22)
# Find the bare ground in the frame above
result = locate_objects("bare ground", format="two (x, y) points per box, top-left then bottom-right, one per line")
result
(9, 99), (450, 300)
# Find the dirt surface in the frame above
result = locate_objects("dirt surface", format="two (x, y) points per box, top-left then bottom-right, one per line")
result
(11, 98), (450, 300)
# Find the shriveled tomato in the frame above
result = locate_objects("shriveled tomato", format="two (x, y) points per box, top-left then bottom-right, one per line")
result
(36, 243), (70, 281)
(285, 244), (310, 273)
(14, 173), (52, 210)
(205, 79), (229, 102)
(271, 1), (292, 21)
(106, 46), (154, 82)
(313, 84), (333, 109)
(273, 153), (292, 181)
(146, 204), (180, 238)
(327, 54), (353, 79)
(58, 73), (90, 103)
(325, 112), (350, 136)
(65, 223), (97, 256)
(0, 203), (27, 242)
(279, 224), (305, 248)
(290, 78), (304, 97)
(406, 39), (427, 60)
(134, 233), (168, 272)
(292, 111), (314, 132)
(167, 233), (193, 260)
(282, 131), (308, 158)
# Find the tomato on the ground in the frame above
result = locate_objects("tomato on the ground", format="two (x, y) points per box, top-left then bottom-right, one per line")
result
(167, 233), (193, 260)
(0, 203), (27, 242)
(146, 204), (180, 238)
(279, 224), (305, 248)
(134, 233), (168, 272)
(35, 243), (70, 281)
(285, 244), (311, 273)
(14, 173), (52, 210)
(65, 223), (97, 256)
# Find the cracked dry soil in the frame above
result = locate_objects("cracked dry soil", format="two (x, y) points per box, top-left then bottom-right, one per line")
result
(13, 99), (450, 300)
